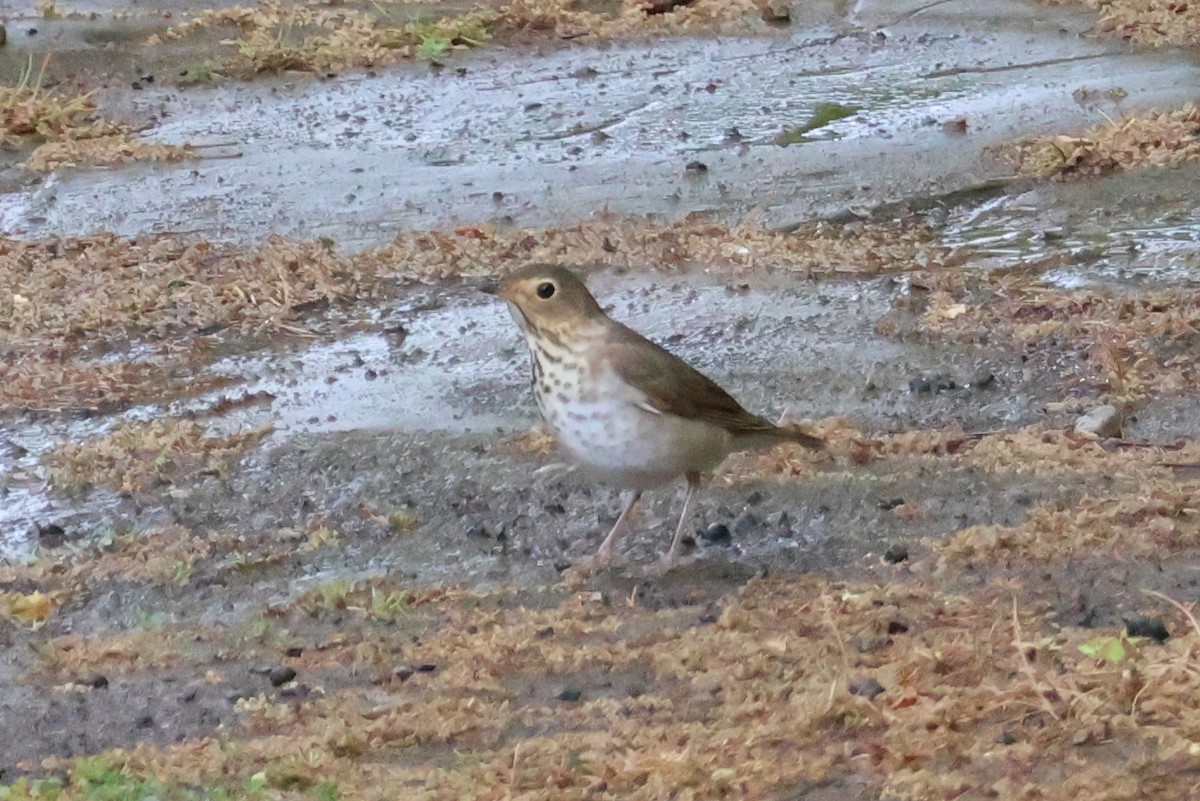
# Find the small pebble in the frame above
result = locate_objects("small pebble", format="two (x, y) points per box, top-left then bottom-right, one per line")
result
(1075, 404), (1122, 438)
(285, 646), (304, 658)
(883, 543), (909, 564)
(909, 376), (956, 394)
(970, 372), (996, 390)
(849, 677), (885, 699)
(37, 523), (66, 548)
(1124, 615), (1169, 643)
(766, 510), (792, 534)
(556, 687), (582, 703)
(733, 512), (759, 537)
(268, 666), (296, 687)
(698, 523), (732, 545)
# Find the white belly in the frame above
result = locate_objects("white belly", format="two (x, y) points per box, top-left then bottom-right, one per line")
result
(521, 330), (733, 489)
(539, 394), (732, 490)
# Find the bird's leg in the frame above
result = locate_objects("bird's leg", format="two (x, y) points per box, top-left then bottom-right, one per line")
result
(660, 472), (700, 569)
(593, 490), (641, 567)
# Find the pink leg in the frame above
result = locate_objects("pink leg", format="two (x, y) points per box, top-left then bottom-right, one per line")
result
(593, 490), (641, 567)
(660, 472), (700, 569)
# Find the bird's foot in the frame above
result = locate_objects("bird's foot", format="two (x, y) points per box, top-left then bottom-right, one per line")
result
(627, 550), (682, 579)
(592, 544), (616, 569)
(560, 548), (619, 585)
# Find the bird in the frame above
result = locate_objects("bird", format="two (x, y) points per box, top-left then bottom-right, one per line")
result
(495, 264), (823, 569)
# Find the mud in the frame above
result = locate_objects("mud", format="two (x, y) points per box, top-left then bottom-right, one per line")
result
(2, 0), (1200, 790)
(0, 271), (1076, 555)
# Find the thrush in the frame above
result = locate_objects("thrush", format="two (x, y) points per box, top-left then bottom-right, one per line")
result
(496, 264), (823, 569)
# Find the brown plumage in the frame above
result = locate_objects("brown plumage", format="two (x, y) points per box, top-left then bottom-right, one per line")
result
(497, 263), (822, 569)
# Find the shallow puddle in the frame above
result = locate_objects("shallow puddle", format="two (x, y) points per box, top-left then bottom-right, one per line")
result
(941, 161), (1200, 286)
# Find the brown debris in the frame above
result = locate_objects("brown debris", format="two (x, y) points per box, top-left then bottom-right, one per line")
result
(1084, 0), (1200, 46)
(45, 418), (267, 494)
(0, 78), (122, 143)
(19, 573), (1200, 800)
(919, 279), (1200, 401)
(999, 104), (1200, 179)
(0, 221), (951, 412)
(25, 135), (196, 172)
(0, 55), (187, 171)
(161, 0), (784, 77)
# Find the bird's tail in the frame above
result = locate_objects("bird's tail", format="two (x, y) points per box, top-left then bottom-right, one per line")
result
(780, 426), (824, 450)
(733, 418), (824, 451)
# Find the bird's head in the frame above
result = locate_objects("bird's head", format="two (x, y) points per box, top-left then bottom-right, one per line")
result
(496, 264), (606, 335)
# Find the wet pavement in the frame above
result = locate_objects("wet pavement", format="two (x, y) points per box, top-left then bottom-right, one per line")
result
(3, 0), (1200, 245)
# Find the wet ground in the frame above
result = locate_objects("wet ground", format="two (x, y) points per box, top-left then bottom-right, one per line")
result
(3, 0), (1200, 243)
(2, 0), (1200, 796)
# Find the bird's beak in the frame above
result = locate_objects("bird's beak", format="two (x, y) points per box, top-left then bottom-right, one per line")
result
(477, 278), (519, 304)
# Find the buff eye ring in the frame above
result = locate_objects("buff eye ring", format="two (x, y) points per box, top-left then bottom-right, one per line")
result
(536, 282), (556, 299)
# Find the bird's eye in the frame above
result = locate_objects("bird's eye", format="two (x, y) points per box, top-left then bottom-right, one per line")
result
(536, 281), (556, 299)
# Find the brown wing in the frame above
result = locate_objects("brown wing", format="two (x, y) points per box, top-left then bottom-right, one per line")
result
(604, 323), (822, 449)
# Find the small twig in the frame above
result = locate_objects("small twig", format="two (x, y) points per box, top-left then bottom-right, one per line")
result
(274, 322), (318, 338)
(819, 594), (851, 710)
(507, 740), (523, 798)
(1011, 596), (1060, 721)
(1143, 589), (1200, 646)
